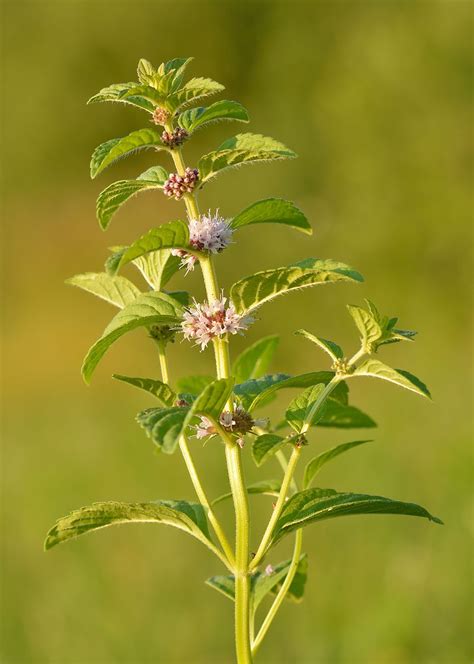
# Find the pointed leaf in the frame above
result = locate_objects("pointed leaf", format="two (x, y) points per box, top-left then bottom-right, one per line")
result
(205, 574), (236, 602)
(44, 500), (211, 550)
(132, 249), (181, 290)
(351, 359), (431, 398)
(295, 329), (343, 361)
(199, 133), (296, 184)
(230, 259), (363, 316)
(111, 220), (190, 275)
(178, 100), (249, 133)
(81, 291), (183, 383)
(231, 198), (311, 235)
(251, 434), (287, 466)
(285, 384), (327, 432)
(317, 401), (377, 429)
(269, 555), (308, 603)
(90, 129), (166, 179)
(87, 82), (155, 113)
(136, 407), (189, 454)
(137, 58), (156, 85)
(272, 488), (442, 543)
(96, 166), (169, 230)
(212, 479), (281, 506)
(170, 77), (225, 110)
(232, 335), (279, 383)
(190, 378), (234, 422)
(113, 375), (176, 407)
(66, 272), (140, 308)
(303, 440), (373, 489)
(118, 84), (167, 106)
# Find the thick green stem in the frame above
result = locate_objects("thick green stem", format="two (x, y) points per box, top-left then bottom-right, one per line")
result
(156, 340), (169, 384)
(249, 445), (301, 572)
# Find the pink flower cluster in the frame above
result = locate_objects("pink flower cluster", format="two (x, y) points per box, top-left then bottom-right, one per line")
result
(161, 127), (188, 149)
(163, 168), (199, 200)
(195, 406), (267, 448)
(181, 296), (253, 350)
(171, 212), (233, 273)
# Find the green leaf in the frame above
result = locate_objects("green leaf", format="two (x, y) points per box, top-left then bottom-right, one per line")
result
(269, 555), (308, 603)
(65, 272), (141, 308)
(118, 84), (167, 106)
(272, 488), (442, 543)
(136, 407), (189, 454)
(90, 129), (166, 179)
(251, 434), (287, 466)
(206, 554), (308, 607)
(232, 335), (279, 383)
(234, 371), (340, 412)
(347, 300), (417, 352)
(285, 384), (327, 433)
(351, 359), (431, 398)
(212, 479), (282, 506)
(317, 401), (377, 429)
(110, 220), (191, 275)
(231, 198), (311, 235)
(137, 58), (156, 85)
(87, 82), (156, 113)
(178, 100), (249, 133)
(190, 378), (234, 423)
(176, 375), (214, 396)
(303, 440), (373, 489)
(81, 291), (183, 384)
(132, 249), (181, 290)
(198, 133), (296, 184)
(295, 329), (343, 362)
(170, 77), (225, 110)
(230, 258), (363, 316)
(96, 166), (169, 230)
(112, 375), (176, 407)
(44, 500), (211, 550)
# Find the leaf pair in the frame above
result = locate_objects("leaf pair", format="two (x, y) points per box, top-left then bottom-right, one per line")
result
(348, 299), (417, 353)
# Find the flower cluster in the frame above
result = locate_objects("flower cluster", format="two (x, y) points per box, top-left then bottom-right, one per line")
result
(161, 127), (189, 149)
(196, 405), (267, 447)
(171, 212), (233, 273)
(181, 296), (253, 350)
(151, 106), (170, 126)
(163, 168), (199, 200)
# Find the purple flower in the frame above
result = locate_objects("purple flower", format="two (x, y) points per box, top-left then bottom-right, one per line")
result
(189, 211), (233, 254)
(163, 168), (199, 200)
(181, 296), (253, 350)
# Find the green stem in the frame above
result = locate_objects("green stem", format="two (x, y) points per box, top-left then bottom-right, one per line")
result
(156, 340), (169, 384)
(249, 445), (301, 572)
(252, 529), (303, 656)
(300, 375), (342, 436)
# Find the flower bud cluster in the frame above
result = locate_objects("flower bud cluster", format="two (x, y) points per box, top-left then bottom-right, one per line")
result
(196, 405), (267, 448)
(163, 168), (199, 200)
(152, 107), (170, 126)
(181, 296), (253, 350)
(161, 127), (189, 149)
(149, 324), (176, 344)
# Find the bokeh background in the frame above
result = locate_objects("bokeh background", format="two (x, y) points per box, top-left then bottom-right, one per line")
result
(2, 1), (472, 663)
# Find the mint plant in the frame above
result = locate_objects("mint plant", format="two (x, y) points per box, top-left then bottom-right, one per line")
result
(45, 57), (442, 664)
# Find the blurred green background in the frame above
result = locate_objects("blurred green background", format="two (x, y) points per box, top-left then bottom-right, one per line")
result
(2, 1), (472, 662)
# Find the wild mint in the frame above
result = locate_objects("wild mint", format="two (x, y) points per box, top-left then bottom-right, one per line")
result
(45, 57), (441, 664)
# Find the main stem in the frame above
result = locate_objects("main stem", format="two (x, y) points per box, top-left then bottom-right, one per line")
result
(167, 136), (252, 663)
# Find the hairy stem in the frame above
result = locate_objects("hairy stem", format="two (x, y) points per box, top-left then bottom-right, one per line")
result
(249, 445), (301, 572)
(156, 340), (169, 384)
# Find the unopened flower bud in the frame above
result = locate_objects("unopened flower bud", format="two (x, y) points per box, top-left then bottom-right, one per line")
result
(163, 168), (199, 200)
(152, 107), (170, 126)
(161, 127), (189, 149)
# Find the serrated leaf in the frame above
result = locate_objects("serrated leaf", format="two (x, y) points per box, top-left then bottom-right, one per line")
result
(198, 133), (296, 184)
(66, 272), (141, 308)
(110, 220), (190, 275)
(44, 500), (211, 550)
(90, 129), (166, 179)
(295, 329), (343, 361)
(113, 375), (176, 407)
(351, 359), (431, 398)
(348, 300), (417, 351)
(232, 335), (279, 383)
(132, 249), (181, 290)
(230, 258), (363, 316)
(137, 58), (156, 85)
(272, 488), (442, 544)
(206, 554), (308, 607)
(251, 434), (286, 466)
(285, 384), (327, 433)
(176, 375), (214, 395)
(96, 166), (169, 230)
(166, 57), (194, 92)
(234, 371), (341, 412)
(303, 440), (373, 489)
(212, 479), (281, 506)
(81, 291), (183, 383)
(119, 84), (167, 106)
(316, 401), (377, 429)
(178, 100), (249, 133)
(347, 303), (382, 350)
(231, 198), (311, 235)
(136, 407), (189, 454)
(170, 77), (225, 110)
(87, 82), (156, 113)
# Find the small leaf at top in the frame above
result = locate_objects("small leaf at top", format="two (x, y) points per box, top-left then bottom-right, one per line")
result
(231, 198), (311, 235)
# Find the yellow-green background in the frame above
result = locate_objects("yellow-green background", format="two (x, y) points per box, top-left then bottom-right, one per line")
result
(2, 1), (472, 662)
